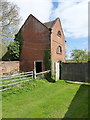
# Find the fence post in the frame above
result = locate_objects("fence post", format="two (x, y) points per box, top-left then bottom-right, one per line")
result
(33, 69), (36, 79)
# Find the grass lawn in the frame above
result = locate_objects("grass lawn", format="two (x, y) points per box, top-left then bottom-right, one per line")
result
(2, 79), (89, 118)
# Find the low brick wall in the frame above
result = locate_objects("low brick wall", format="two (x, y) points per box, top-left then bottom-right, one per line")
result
(0, 61), (19, 75)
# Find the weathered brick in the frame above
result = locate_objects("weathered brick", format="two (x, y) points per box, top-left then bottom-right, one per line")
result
(19, 15), (66, 72)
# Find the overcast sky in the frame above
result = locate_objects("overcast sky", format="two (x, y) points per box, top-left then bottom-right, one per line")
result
(9, 0), (89, 59)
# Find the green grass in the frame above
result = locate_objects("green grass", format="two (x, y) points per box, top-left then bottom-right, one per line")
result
(2, 79), (89, 118)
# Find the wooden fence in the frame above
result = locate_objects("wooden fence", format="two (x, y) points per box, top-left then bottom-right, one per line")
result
(0, 70), (50, 92)
(61, 62), (89, 83)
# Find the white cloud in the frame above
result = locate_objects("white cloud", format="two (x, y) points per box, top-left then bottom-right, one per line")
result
(9, 0), (53, 27)
(52, 0), (89, 38)
(8, 0), (89, 39)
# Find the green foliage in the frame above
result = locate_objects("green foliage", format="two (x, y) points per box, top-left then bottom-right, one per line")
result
(8, 41), (20, 60)
(44, 48), (56, 82)
(14, 31), (23, 55)
(2, 31), (23, 61)
(44, 48), (51, 70)
(14, 31), (23, 47)
(70, 49), (88, 62)
(51, 72), (56, 80)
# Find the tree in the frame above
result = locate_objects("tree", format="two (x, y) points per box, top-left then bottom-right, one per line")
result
(0, 0), (21, 60)
(7, 41), (20, 60)
(0, 0), (21, 45)
(70, 49), (88, 62)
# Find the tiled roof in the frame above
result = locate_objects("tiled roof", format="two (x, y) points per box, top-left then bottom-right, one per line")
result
(44, 19), (56, 29)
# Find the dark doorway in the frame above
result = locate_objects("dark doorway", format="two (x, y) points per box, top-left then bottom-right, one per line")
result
(36, 62), (42, 73)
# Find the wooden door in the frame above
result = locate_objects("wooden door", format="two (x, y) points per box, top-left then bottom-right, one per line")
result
(55, 62), (60, 81)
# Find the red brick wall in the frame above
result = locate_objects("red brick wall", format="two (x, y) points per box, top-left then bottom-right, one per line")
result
(20, 15), (50, 72)
(20, 16), (66, 72)
(0, 61), (19, 75)
(51, 18), (66, 71)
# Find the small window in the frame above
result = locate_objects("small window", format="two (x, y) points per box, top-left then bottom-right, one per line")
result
(57, 30), (61, 37)
(56, 46), (62, 54)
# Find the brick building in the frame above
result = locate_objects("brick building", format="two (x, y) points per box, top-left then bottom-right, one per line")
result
(16, 14), (66, 78)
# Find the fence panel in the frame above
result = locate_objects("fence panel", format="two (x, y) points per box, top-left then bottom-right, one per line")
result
(0, 70), (51, 92)
(61, 62), (89, 83)
(0, 71), (33, 92)
(36, 70), (50, 76)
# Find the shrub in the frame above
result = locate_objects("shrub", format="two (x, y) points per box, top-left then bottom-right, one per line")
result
(8, 41), (20, 60)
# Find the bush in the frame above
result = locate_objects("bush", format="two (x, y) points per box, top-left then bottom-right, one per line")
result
(8, 41), (20, 60)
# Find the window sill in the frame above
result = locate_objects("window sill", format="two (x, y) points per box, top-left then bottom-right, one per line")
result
(56, 52), (62, 55)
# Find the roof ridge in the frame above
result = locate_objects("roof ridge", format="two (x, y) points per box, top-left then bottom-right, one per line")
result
(29, 14), (49, 30)
(44, 18), (60, 29)
(44, 19), (56, 24)
(17, 14), (49, 33)
(17, 14), (60, 35)
(44, 19), (56, 29)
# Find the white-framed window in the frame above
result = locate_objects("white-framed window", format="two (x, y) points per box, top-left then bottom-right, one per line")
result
(56, 46), (62, 54)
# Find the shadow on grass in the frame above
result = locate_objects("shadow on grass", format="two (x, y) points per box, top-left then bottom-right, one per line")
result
(62, 84), (89, 119)
(45, 72), (56, 83)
